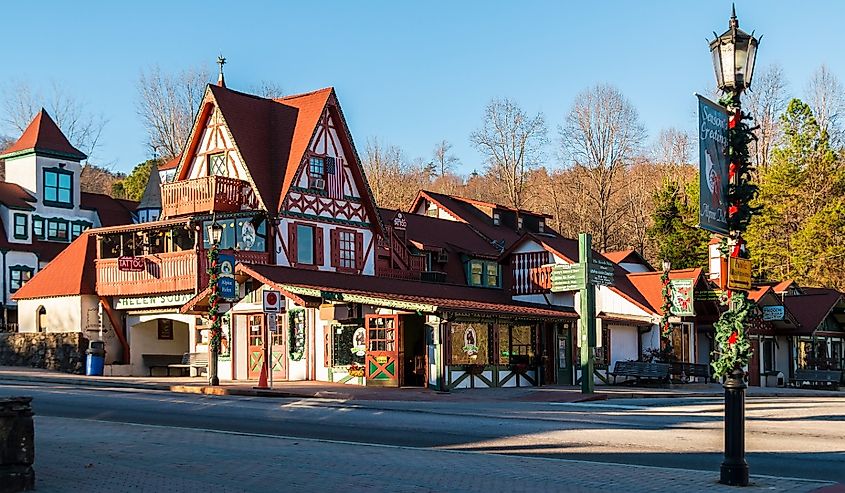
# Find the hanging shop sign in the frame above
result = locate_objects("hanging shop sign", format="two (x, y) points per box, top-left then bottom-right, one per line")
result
(761, 305), (785, 322)
(669, 279), (695, 317)
(217, 253), (236, 301)
(727, 257), (752, 291)
(114, 292), (195, 310)
(697, 94), (730, 235)
(587, 258), (615, 286)
(117, 256), (145, 272)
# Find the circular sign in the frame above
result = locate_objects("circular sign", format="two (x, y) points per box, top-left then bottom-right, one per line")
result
(266, 292), (278, 305)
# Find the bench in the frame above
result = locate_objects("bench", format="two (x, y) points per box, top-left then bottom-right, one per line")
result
(608, 361), (670, 385)
(142, 354), (184, 376)
(669, 362), (713, 383)
(789, 369), (841, 390)
(167, 352), (209, 377)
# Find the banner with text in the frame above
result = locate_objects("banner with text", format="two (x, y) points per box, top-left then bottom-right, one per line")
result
(697, 95), (730, 235)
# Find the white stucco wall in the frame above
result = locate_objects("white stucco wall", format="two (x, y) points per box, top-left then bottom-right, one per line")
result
(126, 313), (195, 376)
(4, 250), (38, 309)
(16, 295), (98, 333)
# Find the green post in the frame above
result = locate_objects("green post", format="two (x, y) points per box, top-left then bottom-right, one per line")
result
(579, 233), (596, 394)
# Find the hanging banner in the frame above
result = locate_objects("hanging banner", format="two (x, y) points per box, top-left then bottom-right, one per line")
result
(697, 94), (730, 235)
(669, 279), (695, 317)
(218, 253), (236, 301)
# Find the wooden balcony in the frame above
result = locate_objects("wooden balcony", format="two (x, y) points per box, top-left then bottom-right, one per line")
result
(96, 250), (198, 296)
(161, 175), (248, 218)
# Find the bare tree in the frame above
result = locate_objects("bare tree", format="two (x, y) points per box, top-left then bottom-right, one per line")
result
(470, 98), (547, 209)
(432, 139), (459, 177)
(252, 80), (285, 99)
(137, 65), (210, 159)
(361, 138), (429, 210)
(745, 64), (789, 171)
(0, 80), (107, 159)
(559, 84), (646, 252)
(806, 64), (845, 146)
(652, 128), (691, 182)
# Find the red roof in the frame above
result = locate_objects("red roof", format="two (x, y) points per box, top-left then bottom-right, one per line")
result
(603, 249), (653, 271)
(12, 232), (96, 300)
(0, 109), (86, 160)
(783, 289), (844, 335)
(626, 268), (704, 315)
(237, 263), (577, 320)
(0, 182), (36, 210)
(80, 192), (137, 227)
(159, 154), (181, 171)
(410, 190), (522, 247)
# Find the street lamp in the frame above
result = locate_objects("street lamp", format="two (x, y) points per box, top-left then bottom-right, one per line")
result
(708, 5), (760, 487)
(207, 219), (223, 386)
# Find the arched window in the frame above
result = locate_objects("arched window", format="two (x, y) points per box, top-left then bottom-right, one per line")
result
(37, 306), (47, 333)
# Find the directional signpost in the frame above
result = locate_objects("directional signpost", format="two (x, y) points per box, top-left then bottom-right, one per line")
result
(549, 233), (614, 394)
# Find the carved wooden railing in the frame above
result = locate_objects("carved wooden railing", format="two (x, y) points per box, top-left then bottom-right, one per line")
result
(161, 176), (247, 218)
(96, 250), (198, 296)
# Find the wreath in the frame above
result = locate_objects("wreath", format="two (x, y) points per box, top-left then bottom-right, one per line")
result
(288, 309), (306, 361)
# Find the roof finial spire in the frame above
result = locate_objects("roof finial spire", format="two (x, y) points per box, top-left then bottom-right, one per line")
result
(216, 55), (227, 87)
(730, 3), (738, 28)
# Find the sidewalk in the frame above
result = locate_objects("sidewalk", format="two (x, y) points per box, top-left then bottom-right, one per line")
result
(0, 365), (841, 403)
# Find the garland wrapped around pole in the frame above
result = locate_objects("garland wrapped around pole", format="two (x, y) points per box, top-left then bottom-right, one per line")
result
(710, 91), (759, 378)
(659, 265), (673, 339)
(207, 242), (221, 385)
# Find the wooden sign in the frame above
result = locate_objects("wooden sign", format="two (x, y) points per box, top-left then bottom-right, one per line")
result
(727, 257), (752, 291)
(117, 256), (145, 272)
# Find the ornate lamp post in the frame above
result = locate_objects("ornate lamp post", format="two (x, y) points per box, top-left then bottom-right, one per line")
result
(207, 220), (223, 386)
(708, 6), (760, 487)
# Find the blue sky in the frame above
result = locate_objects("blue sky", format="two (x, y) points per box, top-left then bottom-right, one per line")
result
(2, 1), (843, 174)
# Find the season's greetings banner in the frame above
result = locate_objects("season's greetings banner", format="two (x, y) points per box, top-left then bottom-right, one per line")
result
(697, 95), (730, 235)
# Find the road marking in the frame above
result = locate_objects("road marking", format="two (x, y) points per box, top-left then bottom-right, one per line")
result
(549, 402), (648, 410)
(42, 415), (834, 486)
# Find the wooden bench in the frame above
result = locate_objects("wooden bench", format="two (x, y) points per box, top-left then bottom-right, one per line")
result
(142, 354), (184, 376)
(789, 369), (841, 390)
(669, 362), (713, 383)
(167, 352), (209, 377)
(608, 361), (670, 385)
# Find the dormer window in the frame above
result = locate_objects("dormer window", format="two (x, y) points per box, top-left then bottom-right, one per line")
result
(468, 259), (500, 288)
(43, 168), (73, 207)
(517, 216), (524, 230)
(13, 214), (28, 240)
(539, 220), (545, 233)
(493, 212), (501, 226)
(208, 153), (227, 176)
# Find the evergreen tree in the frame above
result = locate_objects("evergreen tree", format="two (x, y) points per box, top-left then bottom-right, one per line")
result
(647, 179), (709, 269)
(112, 159), (156, 201)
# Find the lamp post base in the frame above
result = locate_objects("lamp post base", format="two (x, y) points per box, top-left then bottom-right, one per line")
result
(209, 348), (220, 386)
(720, 368), (748, 486)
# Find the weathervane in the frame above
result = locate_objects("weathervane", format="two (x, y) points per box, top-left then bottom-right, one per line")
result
(217, 55), (227, 87)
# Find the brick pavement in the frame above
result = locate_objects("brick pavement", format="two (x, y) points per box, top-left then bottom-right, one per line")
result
(34, 416), (835, 493)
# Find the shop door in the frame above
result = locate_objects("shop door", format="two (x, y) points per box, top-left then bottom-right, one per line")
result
(556, 323), (574, 385)
(365, 314), (400, 387)
(748, 338), (760, 386)
(269, 320), (287, 380)
(247, 314), (265, 380)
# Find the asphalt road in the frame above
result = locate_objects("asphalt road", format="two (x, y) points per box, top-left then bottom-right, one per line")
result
(1, 381), (843, 483)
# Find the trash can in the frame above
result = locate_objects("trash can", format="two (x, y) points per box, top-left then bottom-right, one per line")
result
(85, 341), (105, 376)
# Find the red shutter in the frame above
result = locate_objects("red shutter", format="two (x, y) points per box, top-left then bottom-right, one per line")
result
(330, 229), (340, 268)
(324, 332), (331, 367)
(314, 226), (324, 266)
(288, 223), (297, 265)
(355, 232), (364, 271)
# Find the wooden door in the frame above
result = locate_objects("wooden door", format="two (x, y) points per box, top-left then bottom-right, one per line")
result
(269, 323), (287, 380)
(247, 314), (265, 380)
(365, 314), (400, 387)
(748, 338), (761, 386)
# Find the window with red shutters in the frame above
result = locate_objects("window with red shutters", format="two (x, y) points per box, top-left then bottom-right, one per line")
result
(330, 228), (364, 272)
(314, 226), (324, 266)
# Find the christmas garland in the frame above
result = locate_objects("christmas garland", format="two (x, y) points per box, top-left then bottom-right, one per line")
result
(289, 308), (306, 361)
(207, 244), (222, 353)
(711, 92), (760, 378)
(659, 268), (673, 338)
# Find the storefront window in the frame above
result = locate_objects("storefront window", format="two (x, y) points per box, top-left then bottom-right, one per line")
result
(331, 324), (366, 366)
(449, 322), (489, 365)
(499, 325), (535, 365)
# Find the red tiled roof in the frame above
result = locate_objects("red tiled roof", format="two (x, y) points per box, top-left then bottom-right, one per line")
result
(12, 232), (96, 299)
(773, 280), (797, 294)
(603, 249), (654, 271)
(159, 154), (181, 171)
(783, 289), (844, 335)
(80, 192), (137, 227)
(626, 268), (704, 315)
(412, 190), (552, 218)
(0, 182), (36, 210)
(0, 109), (86, 160)
(238, 263), (577, 319)
(378, 208), (497, 256)
(748, 285), (773, 302)
(411, 190), (522, 247)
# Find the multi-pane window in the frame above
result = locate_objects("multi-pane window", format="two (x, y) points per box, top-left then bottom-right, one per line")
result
(296, 224), (315, 264)
(71, 222), (89, 240)
(208, 153), (227, 176)
(13, 214), (27, 239)
(309, 157), (325, 178)
(9, 267), (33, 293)
(32, 217), (44, 239)
(44, 169), (73, 206)
(468, 260), (500, 287)
(47, 219), (69, 241)
(338, 230), (356, 269)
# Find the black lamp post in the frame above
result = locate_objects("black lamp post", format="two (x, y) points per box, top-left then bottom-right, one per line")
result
(207, 219), (223, 386)
(709, 6), (760, 487)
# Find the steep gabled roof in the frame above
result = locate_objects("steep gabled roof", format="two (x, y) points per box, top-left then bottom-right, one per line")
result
(626, 268), (705, 315)
(12, 232), (96, 299)
(0, 182), (36, 210)
(410, 190), (523, 247)
(783, 289), (844, 335)
(378, 208), (498, 256)
(0, 109), (87, 161)
(603, 249), (655, 271)
(137, 163), (162, 210)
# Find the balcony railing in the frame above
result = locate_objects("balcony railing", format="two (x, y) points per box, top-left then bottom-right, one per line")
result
(96, 250), (198, 296)
(161, 175), (248, 218)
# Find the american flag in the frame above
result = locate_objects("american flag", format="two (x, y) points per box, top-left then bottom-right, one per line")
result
(326, 156), (344, 199)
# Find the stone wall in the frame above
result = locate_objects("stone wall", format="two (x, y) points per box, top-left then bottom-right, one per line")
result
(0, 333), (88, 374)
